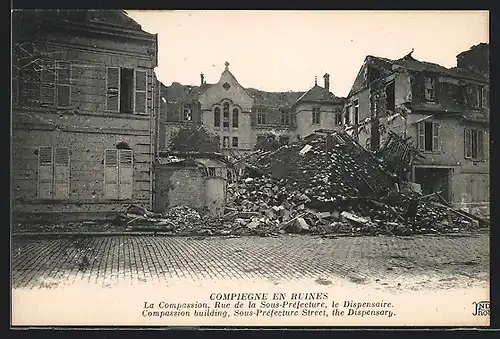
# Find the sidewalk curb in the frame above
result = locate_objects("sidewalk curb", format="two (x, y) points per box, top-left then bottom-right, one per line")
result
(11, 231), (174, 237)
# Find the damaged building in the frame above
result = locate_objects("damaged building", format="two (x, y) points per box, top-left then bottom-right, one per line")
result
(159, 62), (345, 158)
(344, 44), (489, 216)
(11, 10), (160, 221)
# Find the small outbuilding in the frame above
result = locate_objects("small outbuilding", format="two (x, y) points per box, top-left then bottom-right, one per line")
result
(154, 152), (233, 217)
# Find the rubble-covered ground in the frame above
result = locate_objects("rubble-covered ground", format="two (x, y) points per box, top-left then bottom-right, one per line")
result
(12, 132), (489, 237)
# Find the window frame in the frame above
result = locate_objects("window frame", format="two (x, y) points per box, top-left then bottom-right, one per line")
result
(312, 107), (321, 124)
(424, 76), (437, 102)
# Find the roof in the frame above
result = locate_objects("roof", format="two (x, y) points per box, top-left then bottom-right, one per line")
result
(246, 88), (304, 107)
(161, 82), (212, 103)
(294, 85), (344, 105)
(366, 52), (488, 82)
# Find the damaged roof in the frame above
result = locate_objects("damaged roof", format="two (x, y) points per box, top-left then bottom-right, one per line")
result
(246, 88), (304, 107)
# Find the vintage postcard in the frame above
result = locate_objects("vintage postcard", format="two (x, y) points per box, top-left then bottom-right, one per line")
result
(11, 10), (490, 327)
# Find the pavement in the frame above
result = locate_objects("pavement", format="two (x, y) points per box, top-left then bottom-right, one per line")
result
(11, 232), (490, 291)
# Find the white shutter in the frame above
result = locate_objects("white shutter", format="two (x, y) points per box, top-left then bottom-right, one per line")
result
(104, 149), (119, 199)
(118, 149), (133, 200)
(54, 147), (70, 199)
(417, 122), (425, 151)
(38, 146), (53, 199)
(464, 129), (471, 159)
(40, 60), (56, 105)
(106, 67), (120, 112)
(134, 70), (147, 114)
(432, 123), (440, 151)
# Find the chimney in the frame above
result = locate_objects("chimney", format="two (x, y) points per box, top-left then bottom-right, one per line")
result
(323, 73), (330, 93)
(200, 73), (205, 86)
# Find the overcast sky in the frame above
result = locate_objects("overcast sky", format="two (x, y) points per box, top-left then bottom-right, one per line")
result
(126, 10), (489, 97)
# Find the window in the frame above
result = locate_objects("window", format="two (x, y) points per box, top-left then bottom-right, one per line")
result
(232, 108), (239, 128)
(424, 76), (436, 102)
(345, 106), (351, 125)
(223, 136), (229, 148)
(104, 149), (133, 200)
(214, 107), (221, 127)
(106, 67), (148, 114)
(223, 102), (230, 128)
(207, 167), (216, 177)
(37, 146), (70, 200)
(182, 103), (192, 121)
(54, 62), (71, 107)
(467, 84), (482, 109)
(335, 112), (343, 125)
(417, 121), (440, 152)
(279, 136), (290, 145)
(385, 81), (395, 112)
(232, 136), (239, 148)
(312, 107), (321, 124)
(465, 128), (484, 160)
(280, 109), (290, 125)
(257, 108), (266, 125)
(353, 100), (359, 125)
(214, 134), (220, 147)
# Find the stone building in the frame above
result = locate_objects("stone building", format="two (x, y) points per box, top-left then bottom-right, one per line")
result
(344, 44), (490, 215)
(160, 62), (345, 158)
(11, 10), (159, 221)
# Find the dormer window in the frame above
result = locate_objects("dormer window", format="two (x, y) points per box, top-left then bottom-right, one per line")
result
(424, 76), (437, 102)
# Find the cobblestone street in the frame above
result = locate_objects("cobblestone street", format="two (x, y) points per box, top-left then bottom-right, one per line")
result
(11, 232), (490, 291)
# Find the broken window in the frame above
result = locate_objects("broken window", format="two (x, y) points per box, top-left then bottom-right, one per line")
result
(183, 103), (192, 121)
(257, 108), (266, 125)
(223, 136), (229, 148)
(417, 121), (440, 152)
(280, 109), (290, 125)
(104, 149), (133, 200)
(424, 76), (437, 102)
(467, 84), (482, 109)
(214, 107), (221, 127)
(279, 135), (290, 145)
(385, 81), (395, 112)
(37, 146), (70, 200)
(232, 136), (239, 148)
(335, 112), (343, 125)
(232, 108), (239, 128)
(345, 106), (351, 125)
(353, 100), (359, 125)
(106, 67), (147, 114)
(465, 128), (484, 160)
(312, 107), (321, 124)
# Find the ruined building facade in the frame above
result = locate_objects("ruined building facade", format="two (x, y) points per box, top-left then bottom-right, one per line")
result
(159, 62), (345, 158)
(11, 10), (159, 221)
(344, 44), (490, 215)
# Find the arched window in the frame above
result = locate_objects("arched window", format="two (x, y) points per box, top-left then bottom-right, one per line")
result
(214, 107), (221, 127)
(223, 103), (230, 128)
(232, 108), (239, 128)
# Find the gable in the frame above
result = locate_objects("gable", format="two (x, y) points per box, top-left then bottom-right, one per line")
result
(199, 70), (254, 111)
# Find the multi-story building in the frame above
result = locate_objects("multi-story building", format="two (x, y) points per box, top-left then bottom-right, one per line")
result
(11, 10), (159, 221)
(344, 44), (489, 215)
(160, 62), (345, 158)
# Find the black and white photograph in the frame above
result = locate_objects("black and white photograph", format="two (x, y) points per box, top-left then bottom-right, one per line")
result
(10, 9), (490, 327)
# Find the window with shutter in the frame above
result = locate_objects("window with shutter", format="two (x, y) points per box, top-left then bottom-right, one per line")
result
(417, 122), (425, 151)
(104, 149), (119, 199)
(482, 87), (489, 108)
(134, 69), (147, 114)
(477, 130), (484, 160)
(118, 149), (134, 200)
(432, 123), (440, 151)
(106, 67), (120, 112)
(38, 146), (54, 199)
(56, 61), (71, 107)
(54, 147), (70, 199)
(40, 60), (56, 105)
(464, 129), (472, 159)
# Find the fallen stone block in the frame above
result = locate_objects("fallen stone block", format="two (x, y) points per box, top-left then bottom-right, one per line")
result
(340, 211), (369, 225)
(247, 221), (260, 229)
